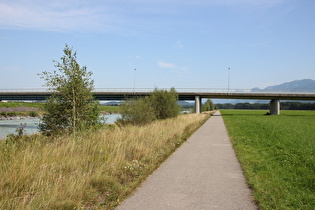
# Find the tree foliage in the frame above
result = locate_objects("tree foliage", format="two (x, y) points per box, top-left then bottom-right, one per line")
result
(119, 88), (181, 126)
(38, 44), (101, 135)
(118, 97), (156, 126)
(150, 88), (181, 119)
(216, 102), (315, 110)
(202, 99), (217, 111)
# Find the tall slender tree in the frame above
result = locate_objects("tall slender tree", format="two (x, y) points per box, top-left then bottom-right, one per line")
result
(38, 44), (101, 135)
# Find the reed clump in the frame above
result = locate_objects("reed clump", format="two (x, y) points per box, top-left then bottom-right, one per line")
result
(0, 113), (209, 209)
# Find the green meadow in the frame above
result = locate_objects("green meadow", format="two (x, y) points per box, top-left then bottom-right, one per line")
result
(221, 110), (315, 209)
(0, 102), (44, 108)
(0, 102), (120, 114)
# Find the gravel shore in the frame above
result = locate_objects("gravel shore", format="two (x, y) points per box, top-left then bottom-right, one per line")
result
(0, 116), (40, 120)
(0, 107), (41, 112)
(0, 107), (42, 120)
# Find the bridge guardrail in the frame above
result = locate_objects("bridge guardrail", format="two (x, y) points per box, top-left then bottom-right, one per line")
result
(0, 88), (315, 94)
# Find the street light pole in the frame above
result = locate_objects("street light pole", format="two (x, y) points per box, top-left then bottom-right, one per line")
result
(134, 68), (136, 93)
(228, 68), (231, 94)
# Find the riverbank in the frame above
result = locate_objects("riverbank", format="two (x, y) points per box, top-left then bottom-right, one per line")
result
(0, 116), (40, 120)
(0, 107), (41, 112)
(0, 114), (122, 140)
(0, 107), (42, 120)
(0, 113), (210, 209)
(0, 105), (120, 120)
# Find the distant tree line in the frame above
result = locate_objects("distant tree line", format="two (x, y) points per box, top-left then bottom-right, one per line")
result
(216, 102), (315, 110)
(280, 102), (315, 110)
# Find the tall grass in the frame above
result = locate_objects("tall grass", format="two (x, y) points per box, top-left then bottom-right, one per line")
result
(221, 110), (315, 209)
(0, 113), (209, 209)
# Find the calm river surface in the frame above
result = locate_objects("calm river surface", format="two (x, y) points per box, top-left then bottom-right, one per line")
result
(0, 114), (121, 140)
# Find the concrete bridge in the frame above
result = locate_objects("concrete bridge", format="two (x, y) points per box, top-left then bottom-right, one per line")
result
(1, 88), (315, 115)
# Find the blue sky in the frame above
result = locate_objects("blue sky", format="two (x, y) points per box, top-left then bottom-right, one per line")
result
(0, 0), (314, 90)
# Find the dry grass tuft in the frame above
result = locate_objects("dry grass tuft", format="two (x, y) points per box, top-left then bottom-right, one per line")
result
(0, 113), (209, 209)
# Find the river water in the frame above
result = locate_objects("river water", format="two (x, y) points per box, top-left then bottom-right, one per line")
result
(0, 114), (121, 140)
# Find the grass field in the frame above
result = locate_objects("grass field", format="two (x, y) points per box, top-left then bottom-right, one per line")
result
(0, 101), (120, 114)
(0, 102), (44, 108)
(0, 113), (209, 209)
(99, 105), (120, 113)
(221, 110), (315, 209)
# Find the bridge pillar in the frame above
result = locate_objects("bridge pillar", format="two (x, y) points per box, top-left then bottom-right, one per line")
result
(195, 96), (202, 113)
(270, 99), (280, 115)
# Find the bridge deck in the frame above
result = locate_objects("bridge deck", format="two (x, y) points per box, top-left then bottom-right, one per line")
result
(0, 89), (315, 101)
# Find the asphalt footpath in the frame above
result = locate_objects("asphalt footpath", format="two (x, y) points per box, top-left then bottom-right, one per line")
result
(116, 111), (258, 210)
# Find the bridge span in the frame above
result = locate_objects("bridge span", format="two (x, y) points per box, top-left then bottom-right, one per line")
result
(1, 88), (315, 115)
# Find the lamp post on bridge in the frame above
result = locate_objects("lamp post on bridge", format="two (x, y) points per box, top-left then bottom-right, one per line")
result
(134, 68), (136, 94)
(228, 67), (231, 94)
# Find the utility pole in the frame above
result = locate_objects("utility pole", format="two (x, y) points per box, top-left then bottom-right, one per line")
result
(228, 67), (231, 94)
(134, 68), (136, 93)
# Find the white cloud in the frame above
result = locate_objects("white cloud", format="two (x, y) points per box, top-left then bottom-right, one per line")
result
(0, 0), (114, 32)
(158, 61), (176, 69)
(0, 0), (288, 32)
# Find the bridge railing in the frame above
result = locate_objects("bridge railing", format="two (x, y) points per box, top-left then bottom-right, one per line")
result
(0, 88), (315, 94)
(0, 88), (51, 93)
(167, 88), (315, 94)
(94, 88), (315, 94)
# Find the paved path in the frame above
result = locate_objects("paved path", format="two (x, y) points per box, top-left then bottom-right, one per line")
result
(116, 111), (258, 210)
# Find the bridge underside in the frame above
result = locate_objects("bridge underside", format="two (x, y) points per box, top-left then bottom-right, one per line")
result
(1, 91), (314, 115)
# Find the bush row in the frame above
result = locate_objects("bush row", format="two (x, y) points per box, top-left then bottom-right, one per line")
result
(117, 88), (181, 126)
(0, 111), (39, 117)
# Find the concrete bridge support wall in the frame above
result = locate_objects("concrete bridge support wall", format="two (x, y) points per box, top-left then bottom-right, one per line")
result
(195, 96), (202, 113)
(270, 99), (280, 115)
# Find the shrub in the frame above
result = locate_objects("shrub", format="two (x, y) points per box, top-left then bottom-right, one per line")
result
(28, 111), (38, 117)
(150, 88), (181, 119)
(119, 88), (180, 125)
(7, 112), (16, 117)
(202, 99), (217, 111)
(119, 97), (156, 126)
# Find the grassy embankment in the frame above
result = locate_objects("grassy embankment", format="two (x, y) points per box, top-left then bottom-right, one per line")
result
(221, 110), (315, 209)
(0, 102), (43, 108)
(0, 102), (120, 117)
(0, 102), (44, 117)
(0, 113), (209, 209)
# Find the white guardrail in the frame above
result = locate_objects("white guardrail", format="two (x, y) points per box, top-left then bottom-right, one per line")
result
(0, 88), (315, 94)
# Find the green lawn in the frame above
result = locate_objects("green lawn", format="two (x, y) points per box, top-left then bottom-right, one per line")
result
(221, 110), (315, 210)
(0, 102), (44, 108)
(99, 105), (120, 113)
(0, 102), (120, 113)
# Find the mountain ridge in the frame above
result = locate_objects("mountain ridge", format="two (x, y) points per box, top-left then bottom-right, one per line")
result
(253, 79), (315, 91)
(214, 79), (315, 104)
